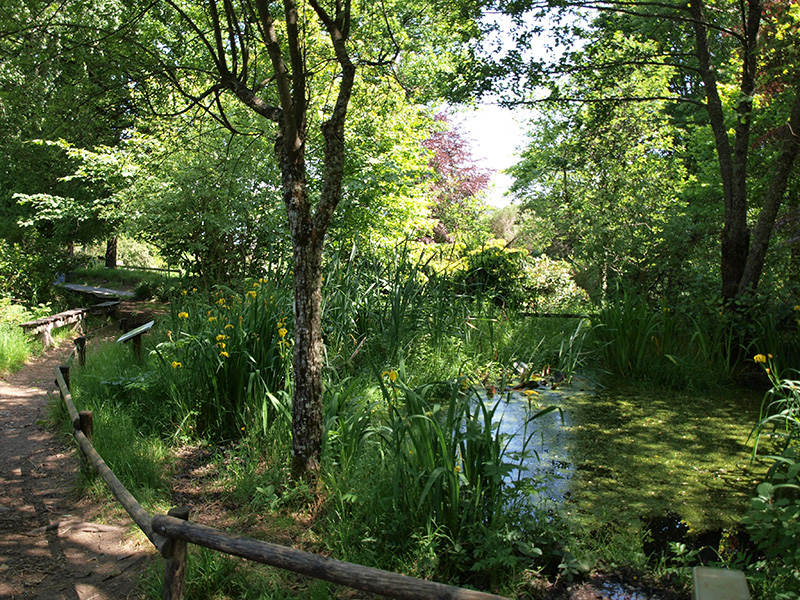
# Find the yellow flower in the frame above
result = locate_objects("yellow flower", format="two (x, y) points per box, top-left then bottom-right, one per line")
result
(247, 290), (257, 299)
(181, 289), (187, 295)
(753, 354), (767, 364)
(219, 351), (229, 358)
(216, 334), (228, 342)
(171, 361), (182, 369)
(389, 370), (398, 382)
(523, 389), (539, 396)
(178, 311), (189, 319)
(217, 342), (226, 349)
(225, 323), (234, 329)
(217, 298), (225, 305)
(253, 282), (260, 287)
(794, 305), (800, 312)
(454, 465), (461, 473)
(278, 327), (288, 339)
(208, 316), (217, 322)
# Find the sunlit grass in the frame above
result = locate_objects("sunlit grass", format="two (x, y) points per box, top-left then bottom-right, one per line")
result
(0, 322), (37, 374)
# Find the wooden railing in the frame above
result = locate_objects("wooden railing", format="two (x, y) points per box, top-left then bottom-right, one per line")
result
(55, 366), (512, 600)
(116, 264), (183, 277)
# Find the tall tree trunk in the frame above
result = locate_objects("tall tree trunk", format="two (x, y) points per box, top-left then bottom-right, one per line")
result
(105, 237), (117, 269)
(196, 0), (355, 479)
(689, 0), (777, 302)
(738, 94), (800, 294)
(276, 134), (327, 478)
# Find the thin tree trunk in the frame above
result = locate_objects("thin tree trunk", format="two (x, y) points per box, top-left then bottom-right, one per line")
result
(105, 237), (117, 269)
(689, 0), (759, 302)
(738, 94), (800, 294)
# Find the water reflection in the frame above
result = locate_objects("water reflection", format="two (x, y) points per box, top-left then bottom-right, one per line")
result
(475, 377), (595, 503)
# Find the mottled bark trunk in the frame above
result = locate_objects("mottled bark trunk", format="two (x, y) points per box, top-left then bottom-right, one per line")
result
(290, 236), (325, 477)
(105, 238), (117, 269)
(212, 0), (354, 480)
(275, 137), (325, 479)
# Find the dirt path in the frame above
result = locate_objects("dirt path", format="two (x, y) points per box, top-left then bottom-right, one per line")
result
(0, 341), (151, 600)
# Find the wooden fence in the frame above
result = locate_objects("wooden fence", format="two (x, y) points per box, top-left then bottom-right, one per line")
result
(116, 264), (183, 277)
(54, 366), (512, 600)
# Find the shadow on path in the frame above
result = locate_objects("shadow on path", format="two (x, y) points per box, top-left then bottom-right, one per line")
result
(0, 343), (152, 599)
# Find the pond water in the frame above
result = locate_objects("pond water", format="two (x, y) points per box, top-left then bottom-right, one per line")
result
(476, 376), (596, 503)
(475, 376), (764, 568)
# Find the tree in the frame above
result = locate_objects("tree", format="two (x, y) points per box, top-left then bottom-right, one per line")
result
(421, 113), (492, 242)
(118, 0), (488, 478)
(0, 0), (138, 297)
(509, 36), (694, 300)
(502, 0), (800, 303)
(122, 121), (287, 283)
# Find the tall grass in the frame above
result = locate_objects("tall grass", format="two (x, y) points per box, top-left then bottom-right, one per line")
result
(743, 359), (800, 596)
(0, 299), (50, 374)
(0, 322), (37, 374)
(374, 365), (558, 580)
(160, 278), (293, 439)
(67, 342), (172, 505)
(592, 291), (765, 388)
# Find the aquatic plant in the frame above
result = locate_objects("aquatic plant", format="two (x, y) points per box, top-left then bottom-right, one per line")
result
(744, 355), (800, 595)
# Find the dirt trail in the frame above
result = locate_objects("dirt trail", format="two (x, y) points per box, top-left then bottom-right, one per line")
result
(0, 341), (151, 600)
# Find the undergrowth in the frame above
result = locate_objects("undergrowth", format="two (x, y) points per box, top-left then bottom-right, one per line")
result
(49, 249), (800, 599)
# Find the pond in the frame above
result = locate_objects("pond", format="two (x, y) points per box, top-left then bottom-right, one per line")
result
(482, 377), (766, 532)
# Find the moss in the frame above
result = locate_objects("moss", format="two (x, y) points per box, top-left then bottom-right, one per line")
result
(563, 383), (768, 531)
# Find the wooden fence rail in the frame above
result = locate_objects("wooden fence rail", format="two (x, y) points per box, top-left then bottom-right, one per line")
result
(116, 264), (183, 277)
(55, 367), (171, 553)
(54, 366), (512, 600)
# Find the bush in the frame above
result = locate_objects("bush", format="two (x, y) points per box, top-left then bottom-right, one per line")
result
(0, 237), (63, 304)
(743, 360), (800, 596)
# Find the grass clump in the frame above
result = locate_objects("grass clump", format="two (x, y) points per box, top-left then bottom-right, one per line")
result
(0, 320), (37, 374)
(742, 357), (800, 597)
(0, 299), (51, 374)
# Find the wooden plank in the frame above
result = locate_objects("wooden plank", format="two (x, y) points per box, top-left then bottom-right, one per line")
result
(20, 308), (88, 332)
(21, 308), (90, 346)
(693, 567), (750, 600)
(117, 320), (154, 344)
(90, 300), (121, 314)
(56, 282), (136, 299)
(151, 515), (512, 600)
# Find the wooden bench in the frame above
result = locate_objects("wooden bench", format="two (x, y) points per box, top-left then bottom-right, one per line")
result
(20, 301), (120, 347)
(117, 320), (154, 359)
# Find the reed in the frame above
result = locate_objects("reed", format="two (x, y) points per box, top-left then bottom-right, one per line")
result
(158, 276), (293, 439)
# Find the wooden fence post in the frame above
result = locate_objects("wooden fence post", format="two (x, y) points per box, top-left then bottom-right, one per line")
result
(57, 365), (70, 393)
(75, 410), (93, 441)
(74, 336), (87, 366)
(132, 334), (143, 360)
(73, 410), (94, 476)
(163, 506), (190, 600)
(120, 318), (129, 334)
